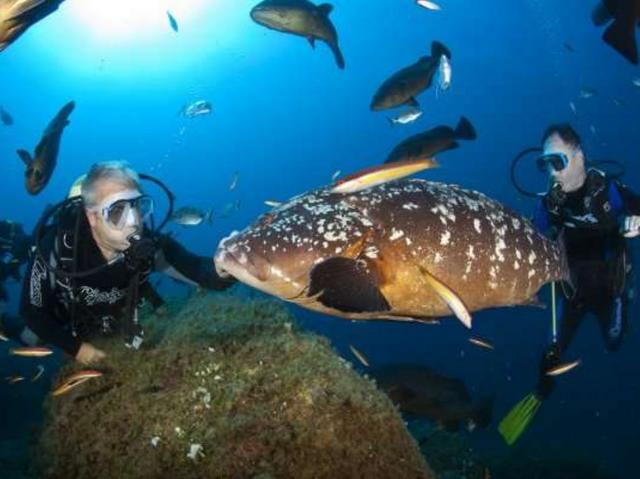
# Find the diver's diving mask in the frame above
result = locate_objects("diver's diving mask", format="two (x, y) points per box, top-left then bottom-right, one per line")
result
(93, 191), (154, 231)
(536, 152), (570, 173)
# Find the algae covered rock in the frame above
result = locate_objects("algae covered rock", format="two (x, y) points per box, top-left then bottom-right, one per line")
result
(35, 294), (433, 479)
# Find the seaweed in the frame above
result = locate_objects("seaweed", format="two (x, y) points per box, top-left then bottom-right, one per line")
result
(34, 293), (433, 479)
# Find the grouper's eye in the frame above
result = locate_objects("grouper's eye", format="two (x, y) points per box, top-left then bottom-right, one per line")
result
(257, 213), (274, 227)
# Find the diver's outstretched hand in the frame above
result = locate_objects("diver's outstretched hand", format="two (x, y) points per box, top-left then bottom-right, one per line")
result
(622, 216), (640, 238)
(75, 342), (106, 365)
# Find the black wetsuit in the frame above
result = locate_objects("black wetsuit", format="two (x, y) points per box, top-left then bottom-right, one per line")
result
(0, 220), (31, 302)
(20, 209), (234, 357)
(533, 169), (640, 398)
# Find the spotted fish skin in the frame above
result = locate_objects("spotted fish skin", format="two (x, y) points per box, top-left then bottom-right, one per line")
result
(215, 179), (568, 321)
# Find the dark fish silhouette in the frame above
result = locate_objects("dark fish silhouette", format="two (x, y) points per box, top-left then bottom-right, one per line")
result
(250, 0), (345, 69)
(17, 101), (74, 195)
(371, 363), (493, 432)
(166, 10), (178, 32)
(385, 117), (476, 164)
(371, 41), (450, 111)
(592, 0), (640, 64)
(0, 0), (65, 52)
(0, 106), (13, 125)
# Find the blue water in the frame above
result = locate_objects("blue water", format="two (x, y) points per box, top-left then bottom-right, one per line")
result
(1, 1), (639, 477)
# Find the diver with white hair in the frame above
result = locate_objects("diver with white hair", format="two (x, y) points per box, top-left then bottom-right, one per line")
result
(18, 161), (235, 365)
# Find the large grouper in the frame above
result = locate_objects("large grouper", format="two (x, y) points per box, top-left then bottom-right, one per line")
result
(215, 179), (569, 328)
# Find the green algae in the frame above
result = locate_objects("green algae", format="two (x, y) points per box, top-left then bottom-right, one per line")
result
(35, 293), (433, 479)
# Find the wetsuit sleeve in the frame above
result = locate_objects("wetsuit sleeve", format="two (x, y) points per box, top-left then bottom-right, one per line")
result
(614, 182), (640, 215)
(19, 235), (81, 357)
(155, 235), (236, 291)
(532, 197), (552, 235)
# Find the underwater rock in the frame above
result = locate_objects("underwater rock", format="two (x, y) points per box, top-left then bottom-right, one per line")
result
(34, 294), (433, 479)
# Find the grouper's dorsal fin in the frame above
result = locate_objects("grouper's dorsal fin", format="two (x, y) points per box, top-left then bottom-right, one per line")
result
(16, 149), (32, 167)
(418, 265), (472, 328)
(308, 257), (390, 313)
(318, 3), (333, 16)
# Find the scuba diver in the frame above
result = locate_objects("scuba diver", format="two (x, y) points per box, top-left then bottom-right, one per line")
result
(499, 124), (640, 445)
(0, 219), (32, 319)
(19, 161), (235, 365)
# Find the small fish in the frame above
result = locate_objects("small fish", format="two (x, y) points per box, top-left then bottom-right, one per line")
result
(349, 345), (370, 367)
(0, 106), (13, 125)
(612, 98), (625, 106)
(437, 54), (452, 93)
(633, 78), (640, 88)
(170, 207), (213, 226)
(564, 42), (575, 52)
(569, 101), (577, 115)
(32, 365), (45, 382)
(6, 375), (25, 384)
(166, 10), (179, 32)
(468, 337), (495, 350)
(264, 200), (283, 208)
(221, 200), (241, 218)
(181, 100), (212, 118)
(229, 172), (239, 192)
(388, 108), (423, 126)
(416, 0), (441, 10)
(0, 330), (8, 341)
(590, 124), (597, 135)
(579, 87), (597, 99)
(331, 170), (341, 181)
(545, 359), (581, 377)
(10, 346), (54, 357)
(331, 158), (438, 194)
(420, 266), (472, 328)
(51, 370), (104, 396)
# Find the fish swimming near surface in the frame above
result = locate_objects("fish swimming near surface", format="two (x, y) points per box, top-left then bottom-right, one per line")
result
(1, 105), (13, 125)
(370, 41), (451, 111)
(171, 206), (213, 226)
(17, 100), (74, 195)
(370, 363), (493, 431)
(181, 100), (212, 118)
(214, 178), (569, 328)
(250, 0), (345, 69)
(592, 0), (640, 64)
(0, 0), (65, 52)
(166, 10), (178, 32)
(385, 116), (476, 164)
(579, 87), (597, 99)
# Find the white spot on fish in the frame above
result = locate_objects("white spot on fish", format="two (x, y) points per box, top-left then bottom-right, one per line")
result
(528, 251), (537, 265)
(390, 228), (405, 241)
(434, 252), (443, 263)
(528, 269), (536, 279)
(474, 219), (482, 234)
(495, 238), (507, 262)
(514, 261), (520, 270)
(403, 202), (420, 211)
(515, 249), (522, 260)
(466, 245), (476, 260)
(440, 230), (451, 246)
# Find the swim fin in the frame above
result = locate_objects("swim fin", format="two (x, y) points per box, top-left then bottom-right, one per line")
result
(498, 392), (542, 445)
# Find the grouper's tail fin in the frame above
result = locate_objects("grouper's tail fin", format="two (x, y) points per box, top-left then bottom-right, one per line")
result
(556, 230), (575, 294)
(454, 116), (477, 141)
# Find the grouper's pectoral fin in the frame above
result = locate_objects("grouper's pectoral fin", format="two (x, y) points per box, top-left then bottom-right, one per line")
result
(16, 149), (32, 167)
(308, 256), (390, 313)
(418, 265), (472, 328)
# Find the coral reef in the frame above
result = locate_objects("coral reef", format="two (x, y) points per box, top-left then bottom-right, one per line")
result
(34, 293), (432, 479)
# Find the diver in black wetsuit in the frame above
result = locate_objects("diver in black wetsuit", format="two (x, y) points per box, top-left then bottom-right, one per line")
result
(499, 124), (640, 445)
(0, 220), (31, 318)
(19, 161), (235, 365)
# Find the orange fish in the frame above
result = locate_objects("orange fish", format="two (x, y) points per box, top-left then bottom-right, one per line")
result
(331, 158), (438, 194)
(10, 346), (53, 357)
(51, 370), (103, 396)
